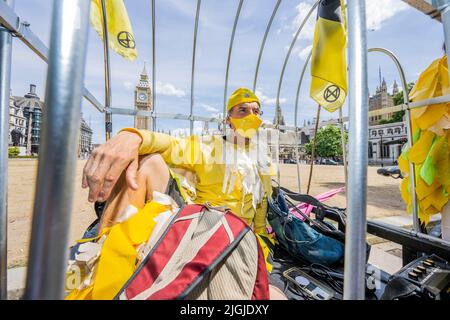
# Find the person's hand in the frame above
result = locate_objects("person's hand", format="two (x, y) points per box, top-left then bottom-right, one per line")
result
(82, 131), (142, 203)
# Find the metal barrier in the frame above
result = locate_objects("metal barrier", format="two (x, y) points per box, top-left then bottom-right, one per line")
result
(0, 0), (450, 300)
(343, 0), (369, 300)
(24, 0), (91, 299)
(189, 0), (202, 135)
(368, 48), (420, 233)
(253, 0), (282, 92)
(222, 0), (244, 121)
(276, 0), (319, 110)
(0, 0), (14, 301)
(101, 0), (113, 141)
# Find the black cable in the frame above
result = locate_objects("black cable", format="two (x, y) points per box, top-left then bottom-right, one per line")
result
(297, 264), (344, 295)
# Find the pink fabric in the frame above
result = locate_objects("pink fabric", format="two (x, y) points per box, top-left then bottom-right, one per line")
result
(288, 187), (345, 221)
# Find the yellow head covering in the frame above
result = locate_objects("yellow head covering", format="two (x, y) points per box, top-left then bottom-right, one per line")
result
(227, 88), (261, 112)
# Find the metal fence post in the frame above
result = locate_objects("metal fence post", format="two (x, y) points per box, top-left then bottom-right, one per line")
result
(343, 0), (369, 300)
(0, 0), (14, 301)
(151, 0), (156, 131)
(189, 0), (201, 135)
(24, 0), (91, 299)
(294, 51), (312, 193)
(223, 0), (244, 121)
(100, 0), (112, 141)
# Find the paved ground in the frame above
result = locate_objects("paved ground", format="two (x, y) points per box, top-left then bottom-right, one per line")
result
(6, 159), (408, 268)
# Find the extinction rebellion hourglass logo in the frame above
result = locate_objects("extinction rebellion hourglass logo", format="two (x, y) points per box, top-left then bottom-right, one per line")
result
(117, 31), (136, 49)
(323, 85), (341, 103)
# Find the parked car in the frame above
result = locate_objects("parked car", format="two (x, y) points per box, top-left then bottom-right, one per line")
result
(320, 158), (339, 165)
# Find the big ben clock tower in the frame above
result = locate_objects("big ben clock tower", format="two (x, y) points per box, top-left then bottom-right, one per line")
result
(134, 63), (153, 130)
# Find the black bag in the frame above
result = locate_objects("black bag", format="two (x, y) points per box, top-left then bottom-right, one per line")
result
(268, 186), (371, 264)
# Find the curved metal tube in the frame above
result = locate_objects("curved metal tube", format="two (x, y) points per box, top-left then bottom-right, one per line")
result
(276, 0), (319, 109)
(189, 0), (202, 135)
(100, 0), (112, 141)
(151, 0), (156, 131)
(294, 51), (312, 127)
(368, 47), (419, 232)
(223, 0), (244, 119)
(293, 50), (311, 193)
(252, 0), (282, 92)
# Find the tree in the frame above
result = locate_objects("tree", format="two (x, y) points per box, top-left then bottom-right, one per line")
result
(393, 82), (415, 106)
(305, 125), (347, 159)
(8, 147), (20, 157)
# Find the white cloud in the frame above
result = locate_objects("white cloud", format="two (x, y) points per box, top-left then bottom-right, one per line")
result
(298, 45), (313, 60)
(200, 103), (219, 113)
(171, 123), (203, 137)
(290, 0), (409, 41)
(291, 1), (316, 41)
(366, 0), (409, 31)
(156, 81), (186, 97)
(255, 89), (287, 106)
(123, 81), (134, 90)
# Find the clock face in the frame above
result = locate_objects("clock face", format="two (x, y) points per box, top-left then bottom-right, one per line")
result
(138, 93), (147, 101)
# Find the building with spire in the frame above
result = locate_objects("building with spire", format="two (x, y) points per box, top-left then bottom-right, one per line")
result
(134, 63), (153, 130)
(368, 67), (399, 125)
(273, 104), (286, 128)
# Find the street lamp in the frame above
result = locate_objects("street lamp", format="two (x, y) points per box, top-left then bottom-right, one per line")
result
(379, 129), (384, 167)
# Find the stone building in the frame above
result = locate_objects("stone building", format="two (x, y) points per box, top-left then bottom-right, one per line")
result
(368, 68), (399, 125)
(368, 122), (407, 166)
(9, 84), (93, 157)
(13, 84), (44, 155)
(9, 90), (26, 147)
(79, 117), (93, 158)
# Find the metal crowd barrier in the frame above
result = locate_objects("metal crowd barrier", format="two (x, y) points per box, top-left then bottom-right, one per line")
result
(0, 0), (450, 300)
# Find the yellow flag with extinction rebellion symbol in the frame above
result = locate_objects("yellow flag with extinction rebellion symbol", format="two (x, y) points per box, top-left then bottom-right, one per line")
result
(90, 0), (138, 61)
(310, 0), (347, 112)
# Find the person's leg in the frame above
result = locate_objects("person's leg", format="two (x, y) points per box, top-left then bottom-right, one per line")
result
(98, 153), (170, 232)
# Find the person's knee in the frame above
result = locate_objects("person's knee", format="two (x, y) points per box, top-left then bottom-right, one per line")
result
(137, 154), (170, 193)
(138, 154), (168, 175)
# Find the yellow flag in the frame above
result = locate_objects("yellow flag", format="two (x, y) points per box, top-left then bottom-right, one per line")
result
(310, 0), (347, 112)
(90, 0), (138, 61)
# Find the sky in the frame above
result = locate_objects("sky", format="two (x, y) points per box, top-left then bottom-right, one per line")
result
(8, 0), (445, 144)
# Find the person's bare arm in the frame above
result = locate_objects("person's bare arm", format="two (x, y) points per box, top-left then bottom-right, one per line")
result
(82, 131), (142, 203)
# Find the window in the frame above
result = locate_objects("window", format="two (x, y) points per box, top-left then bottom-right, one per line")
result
(387, 129), (393, 135)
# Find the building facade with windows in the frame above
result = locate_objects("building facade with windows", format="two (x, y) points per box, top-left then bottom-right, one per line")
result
(9, 84), (93, 157)
(368, 122), (407, 165)
(9, 91), (27, 147)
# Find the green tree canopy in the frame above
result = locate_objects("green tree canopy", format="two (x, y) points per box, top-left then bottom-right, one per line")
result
(8, 147), (20, 157)
(305, 125), (347, 158)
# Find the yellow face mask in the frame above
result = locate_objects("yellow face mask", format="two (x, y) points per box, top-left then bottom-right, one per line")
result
(229, 114), (262, 139)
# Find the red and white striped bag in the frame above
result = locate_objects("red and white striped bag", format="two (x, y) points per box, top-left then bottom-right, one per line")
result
(115, 203), (269, 300)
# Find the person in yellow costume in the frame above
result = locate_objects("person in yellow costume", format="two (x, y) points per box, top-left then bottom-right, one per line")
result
(82, 88), (276, 270)
(398, 55), (450, 226)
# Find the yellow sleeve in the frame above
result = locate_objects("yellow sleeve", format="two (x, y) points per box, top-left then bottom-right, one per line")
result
(119, 128), (200, 171)
(253, 197), (268, 234)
